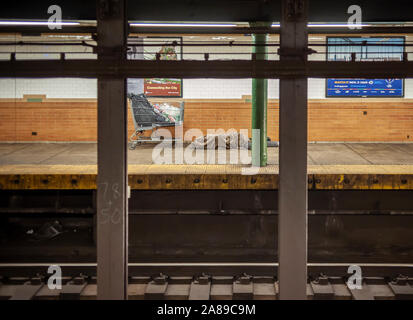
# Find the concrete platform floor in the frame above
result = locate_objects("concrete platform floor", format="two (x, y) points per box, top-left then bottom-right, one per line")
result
(0, 142), (413, 166)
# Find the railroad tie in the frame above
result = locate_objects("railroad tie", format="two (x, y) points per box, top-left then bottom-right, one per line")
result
(189, 275), (211, 300)
(145, 274), (168, 300)
(164, 277), (192, 300)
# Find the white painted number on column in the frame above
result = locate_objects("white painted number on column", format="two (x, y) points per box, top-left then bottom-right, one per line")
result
(99, 182), (122, 224)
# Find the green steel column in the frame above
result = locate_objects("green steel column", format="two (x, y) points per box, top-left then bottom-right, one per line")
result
(250, 22), (270, 167)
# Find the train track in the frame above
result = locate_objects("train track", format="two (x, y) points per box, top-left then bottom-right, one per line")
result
(1, 189), (412, 299)
(0, 263), (413, 300)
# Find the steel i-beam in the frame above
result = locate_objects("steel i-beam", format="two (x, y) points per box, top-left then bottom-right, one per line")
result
(96, 0), (128, 300)
(278, 0), (309, 300)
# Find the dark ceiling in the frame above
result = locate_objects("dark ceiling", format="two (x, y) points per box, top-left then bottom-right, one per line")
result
(1, 0), (412, 23)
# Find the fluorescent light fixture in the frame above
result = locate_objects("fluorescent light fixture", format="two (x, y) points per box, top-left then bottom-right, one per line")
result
(130, 23), (237, 27)
(0, 21), (80, 26)
(134, 22), (368, 28)
(308, 23), (368, 27)
(272, 23), (369, 28)
(130, 22), (372, 28)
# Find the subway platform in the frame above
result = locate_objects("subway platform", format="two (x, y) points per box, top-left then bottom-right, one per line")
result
(0, 142), (413, 190)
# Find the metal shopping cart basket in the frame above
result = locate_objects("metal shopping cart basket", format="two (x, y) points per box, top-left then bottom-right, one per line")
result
(128, 93), (184, 150)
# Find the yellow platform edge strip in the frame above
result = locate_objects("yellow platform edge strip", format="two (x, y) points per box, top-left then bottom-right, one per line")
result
(0, 164), (413, 190)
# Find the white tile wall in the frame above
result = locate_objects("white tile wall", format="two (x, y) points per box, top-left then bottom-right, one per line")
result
(268, 80), (279, 99)
(0, 78), (97, 99)
(0, 79), (16, 97)
(182, 78), (328, 99)
(182, 79), (251, 99)
(1, 77), (410, 100)
(308, 78), (328, 99)
(405, 79), (413, 98)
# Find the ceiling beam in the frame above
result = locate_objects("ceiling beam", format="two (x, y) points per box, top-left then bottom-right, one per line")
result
(1, 25), (413, 36)
(1, 59), (412, 79)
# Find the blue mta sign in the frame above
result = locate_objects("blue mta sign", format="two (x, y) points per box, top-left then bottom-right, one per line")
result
(327, 79), (403, 97)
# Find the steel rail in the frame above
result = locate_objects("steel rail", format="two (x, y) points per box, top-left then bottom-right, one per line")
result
(0, 262), (412, 267)
(0, 262), (412, 278)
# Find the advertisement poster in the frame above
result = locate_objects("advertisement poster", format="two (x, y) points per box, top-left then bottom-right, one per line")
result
(326, 37), (404, 97)
(327, 79), (403, 97)
(144, 78), (182, 97)
(144, 38), (183, 97)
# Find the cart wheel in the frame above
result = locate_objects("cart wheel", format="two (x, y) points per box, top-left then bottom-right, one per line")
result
(128, 142), (136, 150)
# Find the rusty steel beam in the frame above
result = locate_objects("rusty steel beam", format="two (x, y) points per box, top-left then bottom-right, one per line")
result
(1, 60), (413, 79)
(1, 172), (413, 190)
(1, 25), (413, 35)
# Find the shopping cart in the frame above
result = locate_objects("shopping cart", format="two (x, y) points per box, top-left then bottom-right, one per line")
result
(128, 93), (184, 150)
